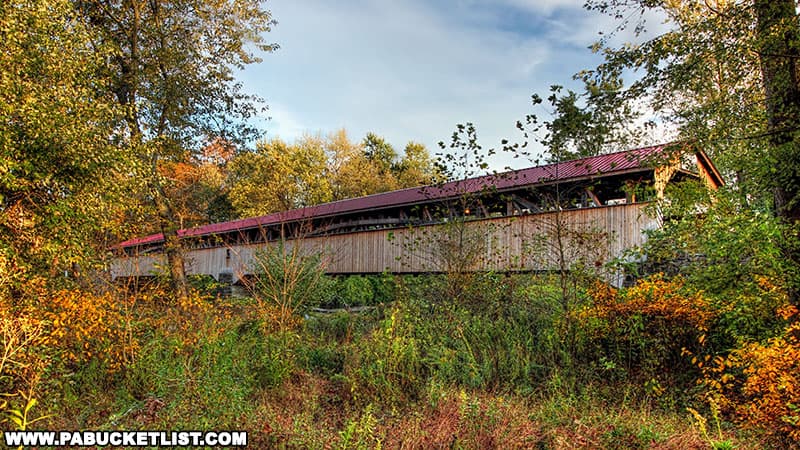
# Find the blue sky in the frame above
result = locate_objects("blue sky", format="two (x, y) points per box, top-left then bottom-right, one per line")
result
(237, 1), (669, 169)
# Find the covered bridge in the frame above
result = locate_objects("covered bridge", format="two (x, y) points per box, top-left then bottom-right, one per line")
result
(111, 144), (723, 284)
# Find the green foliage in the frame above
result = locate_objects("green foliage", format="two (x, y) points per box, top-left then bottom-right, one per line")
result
(582, 0), (800, 314)
(346, 308), (425, 406)
(4, 392), (51, 445)
(340, 274), (594, 407)
(528, 83), (650, 163)
(412, 276), (573, 391)
(362, 133), (398, 175)
(305, 311), (357, 342)
(337, 404), (379, 450)
(122, 320), (292, 427)
(228, 136), (333, 217)
(299, 343), (345, 378)
(637, 183), (789, 344)
(19, 282), (758, 447)
(335, 276), (375, 307)
(187, 274), (226, 297)
(368, 273), (397, 305)
(249, 240), (332, 330)
(80, 0), (277, 147)
(74, 0), (278, 300)
(0, 0), (124, 295)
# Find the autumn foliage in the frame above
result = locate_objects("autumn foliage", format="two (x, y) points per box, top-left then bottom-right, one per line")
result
(39, 290), (139, 372)
(582, 274), (800, 446)
(582, 276), (714, 381)
(700, 304), (800, 445)
(588, 276), (713, 328)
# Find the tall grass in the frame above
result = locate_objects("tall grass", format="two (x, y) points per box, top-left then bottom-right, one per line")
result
(25, 273), (764, 449)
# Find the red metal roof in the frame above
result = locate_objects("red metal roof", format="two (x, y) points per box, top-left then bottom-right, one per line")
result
(117, 144), (669, 248)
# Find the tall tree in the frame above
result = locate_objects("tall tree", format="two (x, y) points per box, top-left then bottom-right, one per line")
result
(327, 129), (391, 199)
(76, 0), (277, 300)
(362, 133), (399, 176)
(583, 0), (800, 300)
(226, 130), (444, 219)
(362, 133), (443, 188)
(539, 82), (649, 162)
(0, 0), (122, 298)
(159, 150), (234, 229)
(396, 142), (444, 187)
(754, 0), (800, 221)
(228, 136), (332, 218)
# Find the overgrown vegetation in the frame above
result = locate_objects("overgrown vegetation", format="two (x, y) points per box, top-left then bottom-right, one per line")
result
(0, 253), (793, 448)
(2, 0), (800, 447)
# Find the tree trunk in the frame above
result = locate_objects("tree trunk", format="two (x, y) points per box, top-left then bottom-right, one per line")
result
(755, 0), (800, 305)
(755, 0), (800, 218)
(154, 179), (190, 303)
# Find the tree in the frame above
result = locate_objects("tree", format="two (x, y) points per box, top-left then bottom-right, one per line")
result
(158, 148), (234, 229)
(396, 142), (445, 187)
(363, 133), (399, 176)
(539, 82), (650, 162)
(584, 0), (799, 206)
(327, 129), (393, 199)
(225, 130), (443, 220)
(583, 0), (800, 302)
(76, 0), (278, 300)
(228, 136), (332, 218)
(753, 0), (800, 221)
(0, 0), (122, 298)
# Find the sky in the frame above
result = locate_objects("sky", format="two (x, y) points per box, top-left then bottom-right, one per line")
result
(237, 0), (671, 170)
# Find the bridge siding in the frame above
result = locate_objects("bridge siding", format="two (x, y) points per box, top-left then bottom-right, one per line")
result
(111, 203), (654, 281)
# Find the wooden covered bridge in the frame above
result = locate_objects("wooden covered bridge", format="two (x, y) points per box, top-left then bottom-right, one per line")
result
(111, 144), (723, 285)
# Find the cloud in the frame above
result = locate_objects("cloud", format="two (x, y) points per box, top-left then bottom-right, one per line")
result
(239, 0), (665, 171)
(260, 102), (308, 143)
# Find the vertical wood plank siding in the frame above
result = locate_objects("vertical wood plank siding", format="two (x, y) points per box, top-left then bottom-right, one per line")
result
(111, 203), (656, 280)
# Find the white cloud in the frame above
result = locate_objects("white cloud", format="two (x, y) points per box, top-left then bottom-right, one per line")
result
(238, 0), (668, 171)
(499, 0), (586, 15)
(261, 102), (307, 143)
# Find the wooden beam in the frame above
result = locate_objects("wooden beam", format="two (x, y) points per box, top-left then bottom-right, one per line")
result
(584, 188), (602, 207)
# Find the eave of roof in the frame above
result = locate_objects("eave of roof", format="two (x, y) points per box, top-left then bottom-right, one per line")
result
(115, 144), (672, 249)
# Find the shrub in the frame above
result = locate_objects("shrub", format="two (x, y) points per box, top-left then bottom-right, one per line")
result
(582, 276), (713, 384)
(368, 273), (396, 304)
(639, 184), (790, 345)
(336, 276), (374, 307)
(708, 305), (800, 446)
(187, 274), (226, 298)
(41, 290), (139, 374)
(248, 240), (332, 331)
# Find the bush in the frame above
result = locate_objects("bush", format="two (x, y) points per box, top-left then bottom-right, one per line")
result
(581, 276), (713, 385)
(369, 273), (396, 304)
(708, 305), (800, 446)
(187, 274), (226, 298)
(42, 290), (139, 374)
(336, 276), (374, 307)
(248, 240), (332, 331)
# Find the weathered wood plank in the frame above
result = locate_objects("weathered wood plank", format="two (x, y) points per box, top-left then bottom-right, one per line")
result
(111, 203), (654, 281)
